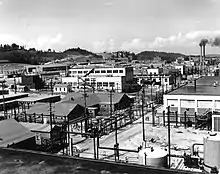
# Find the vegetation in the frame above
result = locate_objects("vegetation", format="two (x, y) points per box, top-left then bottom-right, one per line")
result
(0, 44), (101, 65)
(136, 50), (186, 61)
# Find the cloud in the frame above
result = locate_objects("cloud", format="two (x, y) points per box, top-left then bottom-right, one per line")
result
(120, 38), (147, 53)
(0, 1), (2, 5)
(0, 33), (63, 50)
(0, 33), (26, 45)
(92, 38), (116, 52)
(148, 30), (220, 49)
(103, 0), (114, 6)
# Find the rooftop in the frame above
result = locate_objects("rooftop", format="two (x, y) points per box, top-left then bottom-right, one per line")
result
(16, 94), (60, 103)
(0, 119), (34, 147)
(168, 76), (220, 96)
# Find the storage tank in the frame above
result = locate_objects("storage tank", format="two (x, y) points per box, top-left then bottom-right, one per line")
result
(203, 133), (220, 172)
(138, 146), (168, 168)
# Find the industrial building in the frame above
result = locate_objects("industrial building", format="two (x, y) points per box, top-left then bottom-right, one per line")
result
(164, 76), (220, 116)
(62, 67), (134, 92)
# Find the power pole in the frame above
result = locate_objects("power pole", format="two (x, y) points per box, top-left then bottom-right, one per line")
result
(109, 86), (113, 118)
(0, 80), (6, 118)
(83, 83), (88, 133)
(50, 79), (53, 95)
(167, 106), (171, 168)
(13, 75), (17, 94)
(49, 100), (54, 153)
(142, 85), (145, 142)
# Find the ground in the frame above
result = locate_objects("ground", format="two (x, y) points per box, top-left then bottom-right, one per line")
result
(75, 106), (208, 170)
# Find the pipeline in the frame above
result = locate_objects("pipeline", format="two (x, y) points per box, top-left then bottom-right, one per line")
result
(191, 143), (203, 156)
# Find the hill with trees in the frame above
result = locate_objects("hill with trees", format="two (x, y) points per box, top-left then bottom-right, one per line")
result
(0, 44), (102, 65)
(136, 50), (186, 61)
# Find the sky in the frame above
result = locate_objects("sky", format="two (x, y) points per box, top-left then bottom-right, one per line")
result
(1, 0), (220, 54)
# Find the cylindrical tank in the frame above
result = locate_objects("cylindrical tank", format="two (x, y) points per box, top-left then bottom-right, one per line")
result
(138, 147), (168, 168)
(203, 133), (220, 172)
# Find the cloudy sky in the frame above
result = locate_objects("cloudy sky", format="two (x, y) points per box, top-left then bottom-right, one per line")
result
(1, 0), (220, 54)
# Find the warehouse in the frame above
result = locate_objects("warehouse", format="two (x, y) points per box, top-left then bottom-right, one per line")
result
(164, 76), (220, 115)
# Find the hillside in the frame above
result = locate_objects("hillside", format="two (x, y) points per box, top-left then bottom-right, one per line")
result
(136, 51), (186, 61)
(0, 44), (102, 65)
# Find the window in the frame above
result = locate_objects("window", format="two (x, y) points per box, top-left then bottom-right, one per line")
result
(165, 78), (168, 82)
(113, 70), (118, 73)
(103, 82), (108, 87)
(71, 71), (77, 74)
(107, 70), (112, 73)
(101, 70), (106, 73)
(60, 88), (61, 91)
(78, 71), (82, 74)
(119, 70), (123, 73)
(84, 71), (88, 74)
(55, 88), (57, 91)
(109, 82), (115, 87)
(64, 88), (66, 91)
(85, 78), (90, 81)
(95, 70), (100, 73)
(97, 82), (102, 87)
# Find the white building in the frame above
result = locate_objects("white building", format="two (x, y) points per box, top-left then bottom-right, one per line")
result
(146, 68), (163, 75)
(164, 77), (220, 115)
(53, 84), (72, 93)
(62, 67), (134, 92)
(174, 65), (186, 75)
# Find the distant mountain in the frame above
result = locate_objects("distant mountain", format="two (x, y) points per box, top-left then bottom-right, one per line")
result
(136, 51), (186, 61)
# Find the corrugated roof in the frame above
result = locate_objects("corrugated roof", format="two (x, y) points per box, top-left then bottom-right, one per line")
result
(26, 102), (78, 116)
(0, 119), (35, 147)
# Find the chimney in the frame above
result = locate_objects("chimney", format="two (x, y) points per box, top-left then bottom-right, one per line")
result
(199, 43), (203, 72)
(194, 79), (196, 92)
(203, 45), (206, 59)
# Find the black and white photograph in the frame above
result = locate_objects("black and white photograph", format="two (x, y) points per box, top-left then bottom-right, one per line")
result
(0, 0), (220, 173)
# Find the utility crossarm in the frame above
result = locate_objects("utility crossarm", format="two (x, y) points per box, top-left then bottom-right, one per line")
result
(78, 68), (95, 90)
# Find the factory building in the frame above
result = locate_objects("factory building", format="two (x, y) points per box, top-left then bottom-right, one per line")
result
(164, 76), (220, 115)
(62, 67), (134, 92)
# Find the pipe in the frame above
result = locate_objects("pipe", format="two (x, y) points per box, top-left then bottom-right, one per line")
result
(191, 143), (203, 156)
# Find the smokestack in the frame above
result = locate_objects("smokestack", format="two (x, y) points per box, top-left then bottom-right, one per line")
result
(203, 45), (206, 59)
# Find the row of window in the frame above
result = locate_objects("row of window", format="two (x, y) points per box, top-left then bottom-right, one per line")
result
(87, 82), (116, 87)
(70, 69), (124, 74)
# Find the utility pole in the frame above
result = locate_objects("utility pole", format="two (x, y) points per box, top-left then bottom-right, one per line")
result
(167, 106), (171, 168)
(50, 79), (53, 95)
(0, 80), (6, 118)
(142, 84), (145, 142)
(13, 75), (17, 94)
(49, 100), (54, 153)
(109, 86), (113, 118)
(83, 83), (88, 133)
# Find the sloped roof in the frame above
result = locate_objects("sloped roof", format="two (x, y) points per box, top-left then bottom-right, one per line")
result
(20, 122), (56, 132)
(96, 93), (126, 104)
(0, 119), (35, 147)
(26, 102), (79, 116)
(62, 92), (100, 107)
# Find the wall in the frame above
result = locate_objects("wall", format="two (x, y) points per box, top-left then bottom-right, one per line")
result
(164, 94), (220, 114)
